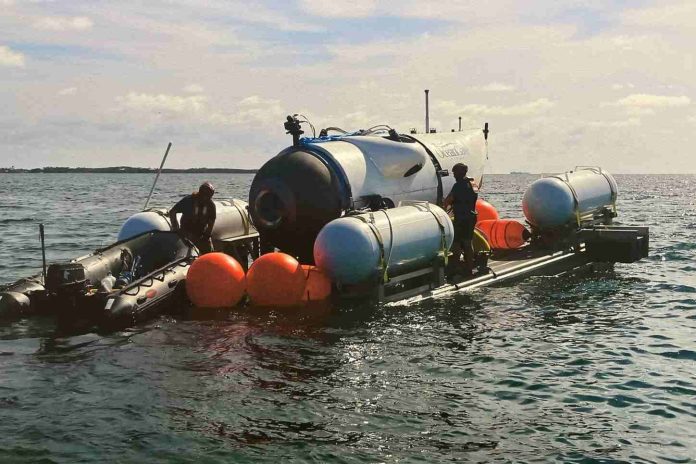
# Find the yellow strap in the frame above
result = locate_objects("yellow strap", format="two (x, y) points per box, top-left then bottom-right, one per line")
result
(354, 214), (389, 283)
(552, 174), (582, 228)
(600, 170), (618, 215)
(426, 206), (448, 267)
(231, 200), (251, 235)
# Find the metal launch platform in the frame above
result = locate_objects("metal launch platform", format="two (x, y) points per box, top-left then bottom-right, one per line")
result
(369, 225), (650, 305)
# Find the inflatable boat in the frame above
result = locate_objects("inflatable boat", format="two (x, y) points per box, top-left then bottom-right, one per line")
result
(0, 199), (259, 328)
(0, 231), (194, 326)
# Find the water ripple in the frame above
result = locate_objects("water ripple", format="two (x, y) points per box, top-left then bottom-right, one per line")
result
(0, 174), (695, 462)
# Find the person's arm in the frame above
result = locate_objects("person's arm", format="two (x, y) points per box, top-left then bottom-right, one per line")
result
(443, 192), (453, 209)
(443, 185), (455, 211)
(169, 198), (184, 231)
(201, 201), (216, 238)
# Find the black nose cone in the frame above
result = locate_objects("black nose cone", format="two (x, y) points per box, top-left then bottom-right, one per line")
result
(249, 149), (344, 262)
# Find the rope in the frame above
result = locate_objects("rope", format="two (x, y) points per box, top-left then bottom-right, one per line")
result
(353, 204), (450, 282)
(293, 114), (316, 138)
(598, 169), (618, 215)
(503, 220), (512, 249)
(552, 173), (582, 227)
(353, 214), (389, 283)
(300, 123), (392, 144)
(567, 167), (618, 221)
(363, 124), (393, 135)
(380, 210), (395, 279)
(425, 204), (449, 268)
(300, 130), (363, 145)
(142, 208), (172, 228)
(230, 200), (251, 235)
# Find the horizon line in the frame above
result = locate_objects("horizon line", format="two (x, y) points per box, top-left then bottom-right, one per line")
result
(1, 167), (694, 175)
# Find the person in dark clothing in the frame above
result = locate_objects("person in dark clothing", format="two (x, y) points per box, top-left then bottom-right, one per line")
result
(443, 163), (479, 275)
(169, 182), (217, 254)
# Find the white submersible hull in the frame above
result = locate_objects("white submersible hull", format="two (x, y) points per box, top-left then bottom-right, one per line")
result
(248, 129), (487, 262)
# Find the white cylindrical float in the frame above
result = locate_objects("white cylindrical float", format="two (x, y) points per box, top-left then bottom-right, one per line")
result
(314, 202), (454, 285)
(117, 209), (171, 241)
(522, 168), (618, 229)
(210, 200), (253, 240)
(117, 200), (254, 242)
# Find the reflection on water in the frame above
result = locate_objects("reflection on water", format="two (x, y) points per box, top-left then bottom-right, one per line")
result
(0, 173), (695, 462)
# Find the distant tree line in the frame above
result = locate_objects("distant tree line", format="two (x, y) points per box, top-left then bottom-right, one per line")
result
(0, 166), (258, 174)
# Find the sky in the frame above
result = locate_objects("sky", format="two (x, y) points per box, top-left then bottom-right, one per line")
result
(0, 0), (694, 173)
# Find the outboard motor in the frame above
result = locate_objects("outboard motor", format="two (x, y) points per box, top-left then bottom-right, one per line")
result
(45, 262), (88, 298)
(249, 117), (489, 262)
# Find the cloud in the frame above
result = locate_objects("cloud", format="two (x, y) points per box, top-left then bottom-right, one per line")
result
(588, 117), (641, 128)
(114, 92), (285, 128)
(0, 45), (25, 67)
(460, 98), (556, 116)
(209, 96), (286, 126)
(470, 82), (516, 92)
(622, 2), (696, 29)
(58, 87), (78, 96)
(182, 84), (204, 94)
(33, 16), (94, 31)
(2, 0), (696, 172)
(116, 92), (208, 114)
(612, 94), (691, 108)
(223, 3), (323, 32)
(299, 0), (377, 18)
(623, 107), (656, 117)
(610, 34), (652, 51)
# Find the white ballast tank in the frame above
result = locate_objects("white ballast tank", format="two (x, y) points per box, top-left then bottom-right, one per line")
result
(522, 168), (618, 229)
(313, 202), (454, 285)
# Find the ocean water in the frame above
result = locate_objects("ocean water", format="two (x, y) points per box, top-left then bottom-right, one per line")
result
(0, 173), (694, 463)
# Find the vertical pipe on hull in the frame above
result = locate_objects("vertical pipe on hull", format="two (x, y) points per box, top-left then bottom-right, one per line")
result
(39, 224), (46, 284)
(424, 89), (430, 134)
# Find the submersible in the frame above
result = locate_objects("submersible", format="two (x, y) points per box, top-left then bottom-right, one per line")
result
(249, 117), (489, 262)
(1, 103), (651, 323)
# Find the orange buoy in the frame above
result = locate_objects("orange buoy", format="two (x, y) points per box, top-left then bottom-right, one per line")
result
(301, 265), (332, 302)
(186, 252), (246, 308)
(476, 219), (530, 250)
(476, 199), (500, 223)
(247, 252), (306, 307)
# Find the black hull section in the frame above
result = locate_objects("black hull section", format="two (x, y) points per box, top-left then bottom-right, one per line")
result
(102, 258), (192, 329)
(0, 231), (195, 328)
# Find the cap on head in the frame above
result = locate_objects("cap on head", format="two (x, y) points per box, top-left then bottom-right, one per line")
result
(452, 163), (468, 178)
(198, 181), (215, 197)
